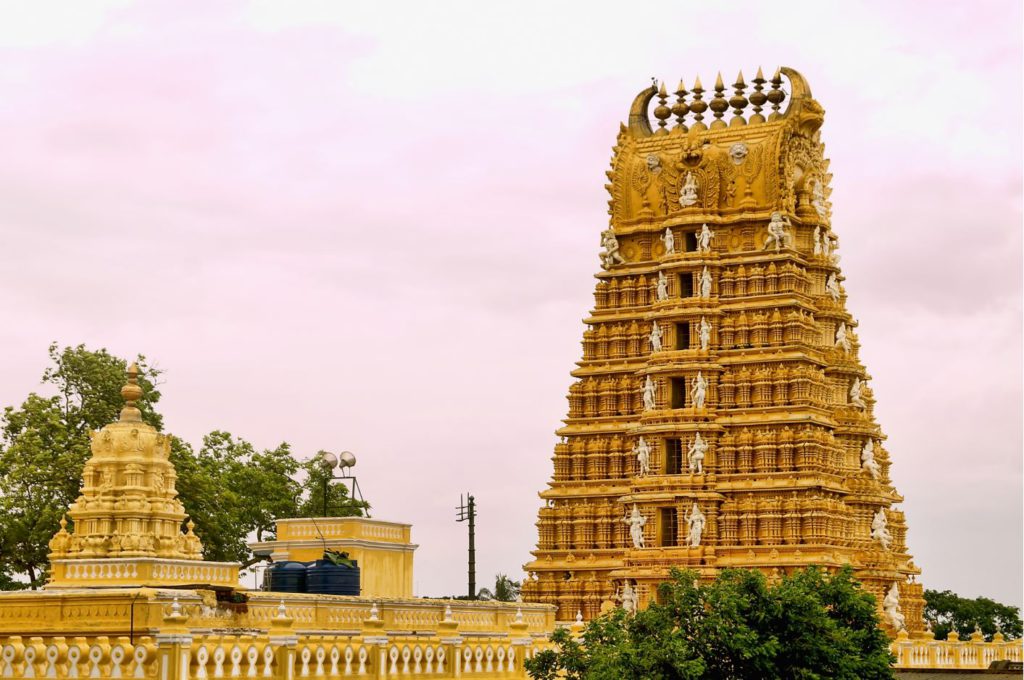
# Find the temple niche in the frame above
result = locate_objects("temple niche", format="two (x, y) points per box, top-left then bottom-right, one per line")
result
(521, 67), (926, 636)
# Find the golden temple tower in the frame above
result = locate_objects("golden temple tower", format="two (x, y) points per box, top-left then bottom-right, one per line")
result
(45, 363), (240, 587)
(521, 67), (925, 635)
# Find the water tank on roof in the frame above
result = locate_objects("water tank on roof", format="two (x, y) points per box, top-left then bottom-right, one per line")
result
(306, 559), (360, 596)
(268, 561), (308, 593)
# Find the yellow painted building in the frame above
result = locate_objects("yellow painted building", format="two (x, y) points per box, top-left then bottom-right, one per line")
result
(250, 517), (417, 599)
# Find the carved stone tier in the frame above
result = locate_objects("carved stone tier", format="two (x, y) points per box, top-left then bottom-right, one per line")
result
(522, 66), (925, 637)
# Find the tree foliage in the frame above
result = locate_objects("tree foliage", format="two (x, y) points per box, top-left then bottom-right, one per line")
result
(478, 573), (521, 602)
(0, 344), (367, 587)
(526, 567), (896, 680)
(923, 589), (1022, 641)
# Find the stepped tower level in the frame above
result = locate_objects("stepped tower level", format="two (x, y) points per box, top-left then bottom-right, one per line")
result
(521, 67), (925, 635)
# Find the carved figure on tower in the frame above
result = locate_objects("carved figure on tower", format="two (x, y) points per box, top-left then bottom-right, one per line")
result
(662, 227), (675, 255)
(624, 505), (647, 549)
(690, 371), (708, 409)
(656, 271), (669, 301)
(685, 503), (706, 547)
(634, 437), (652, 477)
(763, 211), (792, 251)
(698, 316), (711, 351)
(618, 581), (638, 614)
(600, 228), (626, 268)
(696, 223), (714, 253)
(680, 171), (698, 207)
(835, 322), (851, 353)
(872, 508), (892, 550)
(649, 322), (663, 352)
(642, 376), (657, 410)
(850, 377), (866, 408)
(814, 226), (823, 255)
(884, 583), (907, 632)
(698, 266), (712, 298)
(862, 439), (881, 479)
(687, 432), (707, 474)
(826, 272), (841, 301)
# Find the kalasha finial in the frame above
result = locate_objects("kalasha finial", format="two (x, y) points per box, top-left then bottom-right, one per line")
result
(120, 362), (143, 422)
(748, 67), (768, 124)
(709, 72), (728, 129)
(672, 79), (689, 131)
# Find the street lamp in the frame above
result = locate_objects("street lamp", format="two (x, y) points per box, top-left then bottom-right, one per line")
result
(316, 450), (368, 517)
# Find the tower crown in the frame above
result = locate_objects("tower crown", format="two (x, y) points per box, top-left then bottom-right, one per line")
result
(47, 363), (203, 564)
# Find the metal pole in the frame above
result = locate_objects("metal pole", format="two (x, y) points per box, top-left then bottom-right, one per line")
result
(468, 494), (476, 599)
(323, 476), (328, 516)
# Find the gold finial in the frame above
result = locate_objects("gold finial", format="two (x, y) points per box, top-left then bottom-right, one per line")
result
(748, 67), (768, 124)
(120, 361), (143, 422)
(672, 79), (689, 131)
(653, 80), (671, 133)
(689, 76), (707, 132)
(709, 71), (728, 129)
(767, 67), (786, 121)
(730, 70), (748, 126)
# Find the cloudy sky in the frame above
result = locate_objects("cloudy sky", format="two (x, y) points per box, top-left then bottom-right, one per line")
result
(0, 1), (1020, 606)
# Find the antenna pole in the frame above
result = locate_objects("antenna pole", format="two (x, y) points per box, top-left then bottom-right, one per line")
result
(456, 493), (477, 599)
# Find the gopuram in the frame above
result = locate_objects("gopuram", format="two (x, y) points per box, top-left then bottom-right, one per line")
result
(521, 67), (926, 634)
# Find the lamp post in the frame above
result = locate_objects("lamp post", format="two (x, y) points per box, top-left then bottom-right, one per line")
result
(316, 450), (368, 517)
(455, 493), (476, 599)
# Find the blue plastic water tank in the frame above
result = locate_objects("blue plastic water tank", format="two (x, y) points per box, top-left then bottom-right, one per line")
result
(268, 561), (308, 593)
(306, 559), (360, 596)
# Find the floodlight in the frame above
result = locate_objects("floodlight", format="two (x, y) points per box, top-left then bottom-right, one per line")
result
(317, 450), (338, 470)
(338, 451), (357, 469)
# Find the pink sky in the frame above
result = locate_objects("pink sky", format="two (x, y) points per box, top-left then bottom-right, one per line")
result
(0, 1), (1020, 605)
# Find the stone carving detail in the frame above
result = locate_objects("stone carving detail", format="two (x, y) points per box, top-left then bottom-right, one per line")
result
(687, 433), (707, 474)
(696, 223), (714, 253)
(649, 322), (663, 352)
(680, 172), (699, 207)
(763, 212), (792, 251)
(871, 508), (892, 550)
(850, 378), (866, 409)
(617, 580), (638, 614)
(862, 439), (881, 479)
(633, 437), (652, 477)
(699, 267), (712, 298)
(662, 228), (675, 255)
(600, 228), (626, 269)
(624, 505), (647, 549)
(699, 317), (711, 351)
(825, 273), (841, 301)
(685, 503), (706, 547)
(691, 372), (708, 409)
(835, 322), (851, 353)
(642, 376), (657, 411)
(884, 583), (906, 632)
(656, 271), (670, 301)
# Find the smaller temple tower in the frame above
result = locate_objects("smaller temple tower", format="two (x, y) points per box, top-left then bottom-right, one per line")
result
(45, 363), (240, 588)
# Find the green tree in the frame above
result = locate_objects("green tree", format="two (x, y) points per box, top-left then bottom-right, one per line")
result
(923, 589), (1022, 641)
(478, 573), (521, 602)
(526, 567), (896, 680)
(0, 344), (354, 586)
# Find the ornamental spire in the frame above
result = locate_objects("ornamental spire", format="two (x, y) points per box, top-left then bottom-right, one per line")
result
(119, 361), (143, 422)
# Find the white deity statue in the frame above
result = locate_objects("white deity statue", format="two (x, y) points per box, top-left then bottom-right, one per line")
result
(618, 581), (638, 615)
(687, 432), (707, 474)
(871, 508), (892, 550)
(828, 235), (841, 264)
(690, 371), (708, 409)
(813, 226), (823, 256)
(812, 180), (827, 219)
(680, 172), (699, 207)
(883, 583), (906, 632)
(835, 322), (851, 353)
(850, 378), (866, 408)
(662, 227), (675, 255)
(656, 271), (669, 301)
(699, 266), (712, 298)
(642, 376), (657, 411)
(624, 504), (647, 549)
(861, 439), (881, 480)
(634, 437), (652, 477)
(698, 316), (711, 351)
(600, 228), (626, 268)
(825, 272), (841, 301)
(649, 322), (663, 352)
(685, 503), (706, 547)
(763, 212), (792, 252)
(696, 223), (715, 253)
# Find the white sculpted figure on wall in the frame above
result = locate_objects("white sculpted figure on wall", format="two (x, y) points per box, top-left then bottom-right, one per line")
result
(883, 583), (906, 632)
(850, 378), (866, 409)
(697, 224), (715, 253)
(699, 316), (711, 351)
(618, 581), (638, 615)
(656, 271), (669, 301)
(687, 432), (707, 474)
(642, 376), (657, 411)
(600, 229), (626, 268)
(812, 179), (828, 219)
(634, 437), (652, 477)
(662, 228), (675, 255)
(680, 172), (699, 207)
(690, 371), (708, 409)
(624, 504), (647, 549)
(813, 226), (823, 256)
(825, 272), (841, 301)
(871, 508), (892, 550)
(861, 439), (881, 480)
(699, 266), (712, 298)
(649, 322), (663, 352)
(828, 234), (840, 264)
(685, 503), (706, 547)
(835, 322), (851, 353)
(763, 212), (792, 251)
